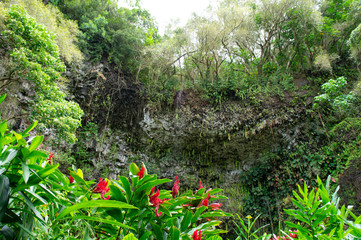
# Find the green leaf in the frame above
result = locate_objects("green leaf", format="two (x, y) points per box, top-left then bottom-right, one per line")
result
(170, 226), (180, 240)
(14, 164), (59, 191)
(26, 150), (48, 163)
(2, 208), (22, 224)
(150, 222), (164, 240)
(119, 176), (132, 200)
(15, 222), (37, 238)
(124, 233), (138, 240)
(0, 121), (7, 136)
(56, 200), (137, 220)
(0, 94), (6, 105)
(135, 179), (172, 193)
(181, 211), (193, 232)
(66, 215), (134, 230)
(110, 185), (127, 202)
(22, 162), (30, 184)
(70, 171), (90, 189)
(129, 163), (140, 175)
(0, 175), (10, 222)
(201, 211), (231, 218)
(0, 149), (18, 167)
(192, 206), (207, 224)
(24, 189), (48, 205)
(28, 135), (43, 152)
(106, 208), (123, 222)
(18, 191), (45, 224)
(0, 225), (16, 239)
(139, 231), (153, 240)
(22, 121), (38, 136)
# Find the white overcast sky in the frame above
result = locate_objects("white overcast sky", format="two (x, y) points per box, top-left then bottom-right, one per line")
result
(119, 0), (217, 34)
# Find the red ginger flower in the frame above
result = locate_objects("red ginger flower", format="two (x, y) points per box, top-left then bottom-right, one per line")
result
(93, 177), (110, 200)
(149, 186), (166, 217)
(192, 230), (201, 240)
(198, 192), (211, 207)
(137, 166), (145, 179)
(69, 175), (74, 183)
(47, 153), (54, 165)
(209, 202), (222, 210)
(289, 231), (298, 239)
(198, 180), (204, 190)
(172, 176), (179, 199)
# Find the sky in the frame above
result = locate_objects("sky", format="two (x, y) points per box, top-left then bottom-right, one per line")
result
(119, 0), (216, 34)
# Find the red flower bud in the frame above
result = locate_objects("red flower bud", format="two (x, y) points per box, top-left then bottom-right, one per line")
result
(192, 230), (201, 240)
(172, 176), (179, 199)
(137, 166), (145, 179)
(47, 153), (54, 165)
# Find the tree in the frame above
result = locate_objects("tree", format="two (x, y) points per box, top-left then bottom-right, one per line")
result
(348, 23), (361, 73)
(0, 5), (83, 142)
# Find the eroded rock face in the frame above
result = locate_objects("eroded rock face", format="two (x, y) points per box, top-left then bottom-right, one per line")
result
(125, 99), (311, 213)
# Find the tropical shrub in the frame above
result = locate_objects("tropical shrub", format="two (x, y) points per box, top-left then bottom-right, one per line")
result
(314, 76), (355, 113)
(234, 176), (361, 240)
(0, 5), (83, 143)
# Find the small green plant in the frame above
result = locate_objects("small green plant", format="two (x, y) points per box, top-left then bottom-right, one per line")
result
(284, 175), (361, 239)
(314, 76), (355, 113)
(233, 214), (271, 240)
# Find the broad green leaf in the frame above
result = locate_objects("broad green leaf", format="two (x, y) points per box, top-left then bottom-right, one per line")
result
(170, 226), (180, 240)
(129, 163), (140, 175)
(135, 179), (172, 193)
(70, 171), (89, 189)
(0, 121), (7, 136)
(18, 191), (45, 224)
(15, 222), (37, 238)
(0, 175), (10, 222)
(150, 222), (164, 240)
(110, 185), (127, 202)
(29, 135), (44, 152)
(124, 233), (138, 240)
(139, 231), (153, 240)
(2, 208), (22, 223)
(38, 183), (59, 201)
(22, 162), (30, 184)
(26, 150), (48, 163)
(65, 215), (134, 230)
(0, 94), (6, 104)
(192, 206), (207, 224)
(119, 176), (132, 200)
(201, 211), (231, 218)
(106, 208), (123, 222)
(207, 236), (223, 240)
(13, 132), (22, 141)
(159, 204), (171, 217)
(14, 164), (59, 191)
(77, 168), (83, 179)
(181, 211), (193, 232)
(0, 149), (18, 167)
(193, 220), (221, 231)
(56, 200), (137, 220)
(24, 189), (48, 205)
(22, 121), (38, 136)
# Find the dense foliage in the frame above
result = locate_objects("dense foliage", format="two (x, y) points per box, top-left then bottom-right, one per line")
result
(0, 4), (83, 142)
(1, 0), (361, 239)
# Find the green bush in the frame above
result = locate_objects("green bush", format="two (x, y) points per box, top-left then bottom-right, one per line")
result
(0, 6), (83, 143)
